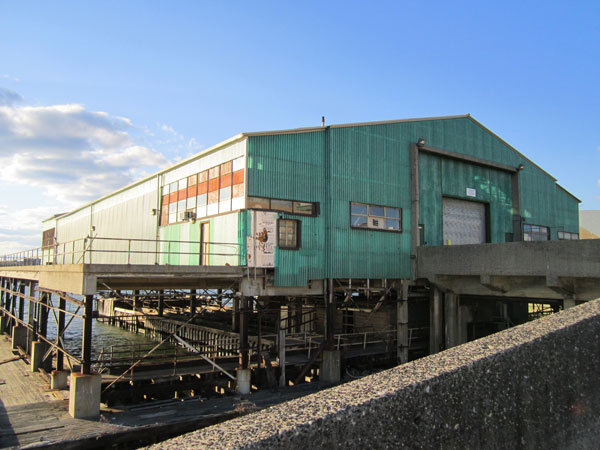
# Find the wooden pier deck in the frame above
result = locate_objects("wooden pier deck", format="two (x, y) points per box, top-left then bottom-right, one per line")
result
(0, 334), (328, 449)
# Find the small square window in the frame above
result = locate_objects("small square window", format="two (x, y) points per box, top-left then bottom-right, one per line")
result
(278, 219), (300, 249)
(351, 202), (402, 232)
(271, 199), (293, 213)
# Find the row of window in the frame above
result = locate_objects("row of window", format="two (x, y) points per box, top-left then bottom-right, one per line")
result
(160, 157), (244, 225)
(247, 196), (318, 216)
(558, 231), (579, 240)
(523, 224), (579, 241)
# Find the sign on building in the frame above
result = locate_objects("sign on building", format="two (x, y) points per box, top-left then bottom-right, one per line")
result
(247, 211), (277, 267)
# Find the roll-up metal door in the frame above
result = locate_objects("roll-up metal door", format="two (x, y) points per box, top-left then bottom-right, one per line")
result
(442, 198), (486, 245)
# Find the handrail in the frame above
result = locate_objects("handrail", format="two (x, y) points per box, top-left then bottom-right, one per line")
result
(0, 236), (243, 267)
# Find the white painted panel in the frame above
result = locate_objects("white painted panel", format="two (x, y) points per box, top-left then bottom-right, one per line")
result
(232, 196), (245, 211)
(210, 212), (240, 266)
(163, 139), (246, 185)
(442, 198), (486, 245)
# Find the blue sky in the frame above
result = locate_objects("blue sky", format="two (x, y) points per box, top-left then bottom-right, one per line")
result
(0, 1), (598, 253)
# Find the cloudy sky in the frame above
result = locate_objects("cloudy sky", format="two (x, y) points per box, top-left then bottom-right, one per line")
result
(0, 1), (599, 254)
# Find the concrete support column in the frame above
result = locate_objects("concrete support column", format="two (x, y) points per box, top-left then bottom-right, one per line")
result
(31, 340), (46, 372)
(236, 368), (251, 395)
(445, 292), (459, 349)
(563, 298), (576, 309)
(133, 290), (140, 311)
(18, 282), (25, 322)
(69, 373), (101, 419)
(11, 325), (27, 351)
(278, 328), (286, 388)
(396, 281), (409, 364)
(326, 279), (335, 347)
(430, 287), (443, 354)
(320, 350), (341, 384)
(51, 370), (68, 390)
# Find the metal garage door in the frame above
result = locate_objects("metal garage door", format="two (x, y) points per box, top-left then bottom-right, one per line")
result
(442, 198), (486, 245)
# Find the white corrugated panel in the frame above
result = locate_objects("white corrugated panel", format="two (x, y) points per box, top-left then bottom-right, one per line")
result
(211, 212), (239, 266)
(442, 198), (486, 245)
(163, 139), (246, 185)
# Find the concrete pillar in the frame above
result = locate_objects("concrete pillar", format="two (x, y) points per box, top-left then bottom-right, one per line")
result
(158, 290), (164, 317)
(396, 281), (409, 364)
(320, 350), (341, 384)
(69, 373), (102, 419)
(51, 370), (68, 390)
(236, 368), (251, 395)
(445, 292), (459, 349)
(31, 340), (46, 372)
(239, 296), (249, 369)
(11, 325), (27, 351)
(458, 304), (473, 345)
(563, 298), (576, 309)
(430, 287), (443, 354)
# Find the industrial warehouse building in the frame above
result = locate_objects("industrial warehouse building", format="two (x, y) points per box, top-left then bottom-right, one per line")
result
(2, 114), (590, 418)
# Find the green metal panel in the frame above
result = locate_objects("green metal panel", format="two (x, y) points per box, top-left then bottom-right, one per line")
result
(248, 132), (327, 286)
(248, 117), (579, 286)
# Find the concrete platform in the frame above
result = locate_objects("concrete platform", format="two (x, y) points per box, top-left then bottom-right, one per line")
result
(0, 264), (248, 295)
(417, 240), (600, 300)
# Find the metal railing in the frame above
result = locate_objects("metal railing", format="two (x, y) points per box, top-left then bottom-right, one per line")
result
(0, 236), (242, 267)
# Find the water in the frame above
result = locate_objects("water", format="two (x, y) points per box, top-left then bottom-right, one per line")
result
(24, 297), (166, 363)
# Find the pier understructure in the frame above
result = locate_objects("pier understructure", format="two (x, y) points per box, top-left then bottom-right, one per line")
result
(1, 238), (599, 421)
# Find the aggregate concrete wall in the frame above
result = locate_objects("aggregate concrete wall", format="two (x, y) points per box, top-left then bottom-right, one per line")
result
(148, 300), (600, 450)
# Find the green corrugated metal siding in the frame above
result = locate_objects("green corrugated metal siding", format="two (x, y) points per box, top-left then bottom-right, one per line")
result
(247, 116), (579, 286)
(247, 132), (326, 286)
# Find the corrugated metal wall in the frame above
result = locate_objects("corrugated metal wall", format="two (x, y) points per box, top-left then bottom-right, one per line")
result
(159, 212), (240, 266)
(248, 116), (579, 287)
(247, 132), (327, 286)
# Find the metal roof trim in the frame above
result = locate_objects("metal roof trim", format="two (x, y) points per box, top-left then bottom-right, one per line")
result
(556, 183), (581, 203)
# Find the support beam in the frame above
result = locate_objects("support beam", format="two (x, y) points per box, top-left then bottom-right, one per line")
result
(563, 298), (576, 309)
(239, 296), (249, 370)
(396, 281), (409, 364)
(81, 294), (93, 375)
(445, 292), (459, 349)
(158, 290), (164, 317)
(18, 282), (24, 322)
(189, 289), (197, 318)
(57, 295), (66, 371)
(430, 287), (443, 354)
(232, 296), (239, 332)
(133, 289), (140, 311)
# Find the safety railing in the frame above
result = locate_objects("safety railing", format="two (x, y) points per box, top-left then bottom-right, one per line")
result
(0, 236), (243, 267)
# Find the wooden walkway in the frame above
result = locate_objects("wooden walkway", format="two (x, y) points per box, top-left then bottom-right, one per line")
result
(0, 335), (68, 407)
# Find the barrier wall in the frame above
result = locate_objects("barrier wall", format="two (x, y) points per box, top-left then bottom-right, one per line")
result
(149, 300), (600, 450)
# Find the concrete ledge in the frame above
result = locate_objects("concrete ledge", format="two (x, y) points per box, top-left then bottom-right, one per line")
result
(148, 300), (600, 450)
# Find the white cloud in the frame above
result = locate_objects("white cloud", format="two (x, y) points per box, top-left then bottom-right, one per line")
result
(0, 204), (57, 254)
(0, 95), (169, 205)
(0, 87), (24, 106)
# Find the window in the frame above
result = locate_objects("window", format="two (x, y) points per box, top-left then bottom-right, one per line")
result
(247, 196), (318, 216)
(278, 219), (300, 249)
(558, 231), (579, 240)
(523, 224), (550, 241)
(351, 202), (402, 232)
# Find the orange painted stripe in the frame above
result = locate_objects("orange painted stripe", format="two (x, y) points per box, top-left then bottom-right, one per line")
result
(220, 173), (232, 188)
(233, 169), (244, 185)
(178, 189), (187, 201)
(198, 181), (208, 195)
(169, 192), (178, 204)
(187, 185), (197, 198)
(208, 178), (219, 192)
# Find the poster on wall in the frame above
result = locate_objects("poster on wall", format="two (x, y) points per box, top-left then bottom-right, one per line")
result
(247, 210), (277, 267)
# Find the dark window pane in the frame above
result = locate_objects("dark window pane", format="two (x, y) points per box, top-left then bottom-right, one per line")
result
(351, 215), (368, 227)
(369, 206), (384, 217)
(294, 202), (313, 215)
(271, 199), (293, 212)
(247, 197), (270, 209)
(385, 207), (400, 218)
(385, 219), (400, 230)
(351, 203), (367, 215)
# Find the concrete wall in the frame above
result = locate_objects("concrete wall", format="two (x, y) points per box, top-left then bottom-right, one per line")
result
(149, 299), (600, 450)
